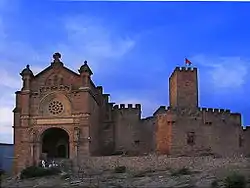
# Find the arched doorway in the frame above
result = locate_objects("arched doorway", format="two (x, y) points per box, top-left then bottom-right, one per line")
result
(41, 128), (69, 159)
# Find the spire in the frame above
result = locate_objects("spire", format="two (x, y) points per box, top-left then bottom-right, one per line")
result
(20, 64), (33, 77)
(20, 64), (33, 91)
(51, 52), (63, 66)
(78, 60), (93, 75)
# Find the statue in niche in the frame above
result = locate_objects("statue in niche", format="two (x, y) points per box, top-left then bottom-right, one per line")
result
(54, 75), (58, 85)
(59, 77), (64, 85)
(29, 128), (37, 143)
(74, 128), (80, 142)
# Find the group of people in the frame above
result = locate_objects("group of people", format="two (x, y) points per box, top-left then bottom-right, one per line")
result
(39, 159), (59, 168)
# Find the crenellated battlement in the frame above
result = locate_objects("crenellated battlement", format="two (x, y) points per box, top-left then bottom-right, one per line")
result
(174, 66), (197, 72)
(198, 107), (231, 114)
(113, 104), (141, 110)
(243, 126), (250, 131)
(96, 86), (103, 94)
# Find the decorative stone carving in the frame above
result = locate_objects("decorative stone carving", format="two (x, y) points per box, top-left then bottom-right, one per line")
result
(29, 118), (37, 126)
(48, 100), (64, 115)
(74, 127), (80, 142)
(39, 85), (71, 94)
(37, 118), (74, 125)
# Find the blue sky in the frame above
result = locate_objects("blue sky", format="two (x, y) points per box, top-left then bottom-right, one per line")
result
(0, 0), (250, 143)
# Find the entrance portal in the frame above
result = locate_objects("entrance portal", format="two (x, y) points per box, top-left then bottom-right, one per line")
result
(41, 128), (69, 159)
(57, 145), (66, 158)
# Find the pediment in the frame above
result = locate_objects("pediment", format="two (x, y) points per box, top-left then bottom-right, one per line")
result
(34, 65), (80, 79)
(30, 64), (81, 92)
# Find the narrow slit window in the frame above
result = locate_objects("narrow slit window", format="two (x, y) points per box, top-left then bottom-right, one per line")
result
(187, 132), (195, 146)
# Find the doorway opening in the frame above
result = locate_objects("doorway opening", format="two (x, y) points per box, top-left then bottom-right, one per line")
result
(41, 128), (69, 159)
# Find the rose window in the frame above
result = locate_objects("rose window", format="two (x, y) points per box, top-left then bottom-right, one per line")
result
(48, 100), (64, 115)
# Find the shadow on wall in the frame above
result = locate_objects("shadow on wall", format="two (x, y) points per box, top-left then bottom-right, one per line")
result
(0, 143), (14, 174)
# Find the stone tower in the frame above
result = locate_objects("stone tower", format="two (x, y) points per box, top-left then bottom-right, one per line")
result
(169, 67), (198, 108)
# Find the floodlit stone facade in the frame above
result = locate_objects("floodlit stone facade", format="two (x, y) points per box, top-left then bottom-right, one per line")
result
(13, 53), (250, 174)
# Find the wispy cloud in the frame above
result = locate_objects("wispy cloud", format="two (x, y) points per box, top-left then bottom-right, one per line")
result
(0, 90), (15, 143)
(56, 15), (136, 73)
(0, 12), (137, 143)
(0, 69), (21, 89)
(192, 55), (249, 90)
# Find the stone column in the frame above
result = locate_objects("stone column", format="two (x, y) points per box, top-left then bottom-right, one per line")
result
(34, 142), (41, 165)
(73, 127), (80, 157)
(69, 141), (76, 160)
(30, 143), (34, 165)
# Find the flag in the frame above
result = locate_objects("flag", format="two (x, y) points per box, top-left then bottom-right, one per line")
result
(185, 58), (192, 66)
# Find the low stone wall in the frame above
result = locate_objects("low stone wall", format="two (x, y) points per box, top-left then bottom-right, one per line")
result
(76, 154), (250, 172)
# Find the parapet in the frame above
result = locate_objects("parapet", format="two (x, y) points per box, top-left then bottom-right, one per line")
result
(153, 106), (166, 116)
(102, 93), (110, 103)
(198, 107), (231, 114)
(174, 66), (197, 72)
(96, 86), (103, 94)
(170, 66), (197, 79)
(243, 126), (250, 131)
(112, 104), (141, 110)
(103, 93), (110, 97)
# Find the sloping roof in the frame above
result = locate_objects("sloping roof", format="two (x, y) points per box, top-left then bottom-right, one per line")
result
(34, 64), (80, 78)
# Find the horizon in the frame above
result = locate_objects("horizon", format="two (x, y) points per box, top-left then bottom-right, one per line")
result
(0, 1), (250, 144)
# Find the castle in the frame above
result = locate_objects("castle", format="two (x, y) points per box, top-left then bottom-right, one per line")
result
(13, 52), (250, 174)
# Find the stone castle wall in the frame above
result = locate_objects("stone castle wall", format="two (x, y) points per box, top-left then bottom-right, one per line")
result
(13, 53), (250, 175)
(76, 154), (250, 173)
(155, 106), (248, 157)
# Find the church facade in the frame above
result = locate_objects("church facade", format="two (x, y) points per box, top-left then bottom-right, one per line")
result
(13, 53), (250, 174)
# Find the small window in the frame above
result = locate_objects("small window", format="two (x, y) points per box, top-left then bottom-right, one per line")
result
(205, 122), (212, 125)
(222, 118), (226, 123)
(187, 132), (195, 146)
(239, 135), (243, 147)
(134, 140), (140, 145)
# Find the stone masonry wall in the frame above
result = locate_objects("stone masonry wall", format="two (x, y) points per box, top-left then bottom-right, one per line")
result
(155, 107), (244, 157)
(243, 127), (250, 156)
(77, 154), (250, 173)
(112, 104), (141, 154)
(14, 54), (249, 175)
